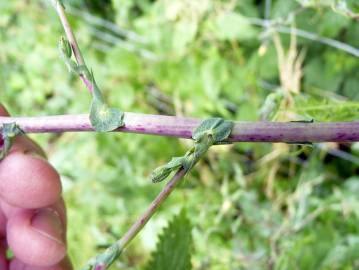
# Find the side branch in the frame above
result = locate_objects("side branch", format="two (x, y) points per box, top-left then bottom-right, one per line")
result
(81, 169), (186, 270)
(1, 114), (358, 142)
(52, 1), (93, 92)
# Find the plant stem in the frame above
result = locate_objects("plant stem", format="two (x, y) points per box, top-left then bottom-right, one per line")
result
(51, 0), (93, 92)
(1, 114), (359, 142)
(81, 169), (186, 270)
(247, 17), (359, 58)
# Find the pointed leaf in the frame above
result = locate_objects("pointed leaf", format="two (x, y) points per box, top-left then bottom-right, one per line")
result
(212, 120), (234, 142)
(144, 209), (193, 270)
(151, 157), (185, 183)
(193, 117), (233, 142)
(89, 98), (124, 132)
(89, 76), (124, 132)
(192, 118), (222, 141)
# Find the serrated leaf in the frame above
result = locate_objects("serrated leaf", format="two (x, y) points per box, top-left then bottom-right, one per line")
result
(144, 209), (193, 270)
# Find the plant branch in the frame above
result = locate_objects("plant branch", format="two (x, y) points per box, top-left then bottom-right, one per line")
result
(51, 0), (93, 92)
(81, 169), (187, 270)
(247, 17), (359, 58)
(1, 114), (359, 142)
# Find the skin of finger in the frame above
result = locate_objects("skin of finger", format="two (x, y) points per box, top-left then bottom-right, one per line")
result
(1, 199), (67, 232)
(9, 256), (73, 270)
(1, 104), (70, 269)
(0, 152), (62, 209)
(7, 210), (66, 267)
(0, 206), (6, 237)
(0, 241), (8, 269)
(10, 136), (46, 159)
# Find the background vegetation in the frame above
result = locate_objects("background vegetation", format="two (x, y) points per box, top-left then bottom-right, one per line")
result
(1, 0), (359, 269)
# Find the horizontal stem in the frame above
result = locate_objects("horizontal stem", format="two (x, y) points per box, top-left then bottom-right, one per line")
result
(1, 113), (358, 142)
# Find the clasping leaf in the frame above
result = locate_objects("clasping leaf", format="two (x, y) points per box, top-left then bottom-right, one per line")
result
(89, 74), (124, 132)
(0, 123), (24, 160)
(150, 117), (234, 183)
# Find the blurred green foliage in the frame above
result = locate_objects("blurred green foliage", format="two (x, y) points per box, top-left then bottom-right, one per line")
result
(0, 0), (358, 269)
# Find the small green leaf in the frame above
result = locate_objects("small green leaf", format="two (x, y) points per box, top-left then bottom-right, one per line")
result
(212, 120), (234, 142)
(193, 117), (233, 142)
(151, 157), (185, 183)
(259, 89), (284, 121)
(151, 117), (233, 183)
(144, 209), (193, 270)
(182, 139), (212, 172)
(192, 118), (222, 141)
(89, 76), (124, 132)
(90, 98), (124, 132)
(59, 36), (72, 58)
(0, 123), (24, 160)
(80, 243), (122, 270)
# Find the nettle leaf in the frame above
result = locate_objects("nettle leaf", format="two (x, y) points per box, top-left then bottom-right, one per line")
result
(89, 75), (124, 132)
(144, 209), (193, 270)
(0, 123), (24, 160)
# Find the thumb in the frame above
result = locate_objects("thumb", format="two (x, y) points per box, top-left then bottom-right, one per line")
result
(0, 104), (10, 117)
(0, 104), (10, 151)
(0, 104), (46, 158)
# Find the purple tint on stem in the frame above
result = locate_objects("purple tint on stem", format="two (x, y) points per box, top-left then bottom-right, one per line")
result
(1, 113), (359, 142)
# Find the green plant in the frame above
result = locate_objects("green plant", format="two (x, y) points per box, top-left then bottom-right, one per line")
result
(1, 0), (359, 269)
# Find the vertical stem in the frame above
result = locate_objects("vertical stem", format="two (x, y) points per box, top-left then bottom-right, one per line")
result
(55, 3), (86, 65)
(265, 0), (272, 20)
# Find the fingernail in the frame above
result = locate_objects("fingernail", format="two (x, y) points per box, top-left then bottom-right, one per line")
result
(31, 208), (65, 245)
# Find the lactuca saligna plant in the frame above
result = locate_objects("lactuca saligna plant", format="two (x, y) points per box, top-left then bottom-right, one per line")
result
(0, 1), (359, 269)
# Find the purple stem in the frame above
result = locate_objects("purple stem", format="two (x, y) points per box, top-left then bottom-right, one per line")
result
(1, 114), (358, 142)
(82, 169), (187, 270)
